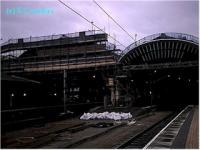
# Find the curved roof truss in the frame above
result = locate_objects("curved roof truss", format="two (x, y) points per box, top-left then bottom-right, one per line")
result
(119, 33), (198, 65)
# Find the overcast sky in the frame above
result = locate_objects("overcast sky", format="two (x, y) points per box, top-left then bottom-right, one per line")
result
(1, 0), (199, 49)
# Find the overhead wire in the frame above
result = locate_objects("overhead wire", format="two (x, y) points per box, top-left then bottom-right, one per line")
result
(58, 0), (126, 48)
(93, 0), (136, 42)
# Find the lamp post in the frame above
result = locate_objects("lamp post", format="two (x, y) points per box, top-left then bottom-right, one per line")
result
(10, 93), (14, 108)
(149, 90), (152, 108)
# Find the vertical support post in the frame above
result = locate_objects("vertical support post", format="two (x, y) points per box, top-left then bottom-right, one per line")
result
(151, 94), (153, 108)
(63, 69), (67, 113)
(149, 72), (153, 108)
(111, 86), (115, 106)
(10, 94), (13, 108)
(115, 80), (120, 107)
(104, 95), (108, 109)
(108, 77), (115, 106)
(150, 81), (154, 109)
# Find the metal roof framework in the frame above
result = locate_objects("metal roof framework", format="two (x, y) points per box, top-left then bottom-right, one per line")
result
(119, 33), (198, 65)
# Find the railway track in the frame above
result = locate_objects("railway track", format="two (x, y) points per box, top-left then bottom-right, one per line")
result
(3, 105), (195, 148)
(2, 121), (87, 148)
(2, 102), (102, 132)
(117, 105), (194, 149)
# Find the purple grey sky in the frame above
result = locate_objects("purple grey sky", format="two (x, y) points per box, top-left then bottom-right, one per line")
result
(1, 0), (199, 49)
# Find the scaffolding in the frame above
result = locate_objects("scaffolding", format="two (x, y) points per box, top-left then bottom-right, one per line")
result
(1, 31), (198, 110)
(1, 30), (120, 74)
(2, 31), (198, 129)
(1, 30), (122, 113)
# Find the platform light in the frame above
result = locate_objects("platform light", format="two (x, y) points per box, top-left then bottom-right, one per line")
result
(92, 75), (96, 78)
(54, 93), (57, 96)
(154, 70), (157, 73)
(188, 79), (191, 82)
(178, 77), (181, 80)
(167, 75), (171, 78)
(11, 93), (14, 97)
(23, 93), (27, 96)
(131, 79), (134, 82)
(149, 91), (152, 95)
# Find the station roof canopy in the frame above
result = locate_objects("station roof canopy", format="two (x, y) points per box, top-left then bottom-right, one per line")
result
(119, 32), (198, 65)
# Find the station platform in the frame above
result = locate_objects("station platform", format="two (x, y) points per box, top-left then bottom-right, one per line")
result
(185, 105), (199, 148)
(171, 105), (199, 149)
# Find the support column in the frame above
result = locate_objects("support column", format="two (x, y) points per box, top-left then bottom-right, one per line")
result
(10, 94), (13, 108)
(104, 95), (108, 109)
(111, 86), (115, 106)
(115, 80), (120, 107)
(106, 77), (115, 107)
(63, 69), (67, 113)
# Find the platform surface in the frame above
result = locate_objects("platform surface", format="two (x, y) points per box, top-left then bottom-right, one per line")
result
(185, 106), (199, 149)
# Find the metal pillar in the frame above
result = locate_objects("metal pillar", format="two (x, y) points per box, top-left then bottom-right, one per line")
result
(115, 80), (120, 107)
(104, 95), (108, 109)
(10, 94), (13, 108)
(111, 86), (115, 106)
(63, 69), (67, 113)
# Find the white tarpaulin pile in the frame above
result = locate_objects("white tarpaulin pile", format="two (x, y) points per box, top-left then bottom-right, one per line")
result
(80, 112), (132, 120)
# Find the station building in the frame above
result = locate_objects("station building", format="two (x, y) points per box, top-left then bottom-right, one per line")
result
(1, 31), (198, 122)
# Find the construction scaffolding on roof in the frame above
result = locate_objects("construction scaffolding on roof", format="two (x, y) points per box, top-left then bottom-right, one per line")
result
(1, 30), (120, 74)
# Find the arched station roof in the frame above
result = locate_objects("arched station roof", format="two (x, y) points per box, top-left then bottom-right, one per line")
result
(119, 33), (198, 65)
